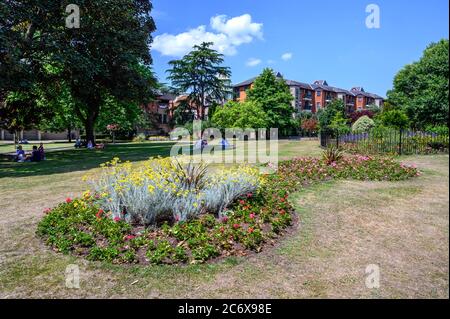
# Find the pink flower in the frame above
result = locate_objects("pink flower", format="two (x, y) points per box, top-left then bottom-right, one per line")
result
(247, 193), (253, 198)
(114, 217), (121, 222)
(249, 213), (256, 220)
(222, 216), (229, 223)
(239, 200), (246, 205)
(233, 223), (240, 229)
(124, 235), (135, 241)
(65, 198), (72, 204)
(43, 208), (51, 214)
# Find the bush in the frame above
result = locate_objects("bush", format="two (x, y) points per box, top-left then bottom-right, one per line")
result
(425, 125), (449, 135)
(301, 118), (318, 136)
(349, 110), (375, 124)
(352, 116), (375, 133)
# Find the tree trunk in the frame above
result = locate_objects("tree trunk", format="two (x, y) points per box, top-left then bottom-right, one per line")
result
(68, 124), (72, 143)
(85, 117), (95, 145)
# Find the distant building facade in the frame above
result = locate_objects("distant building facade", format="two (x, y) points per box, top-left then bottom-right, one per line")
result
(233, 73), (384, 114)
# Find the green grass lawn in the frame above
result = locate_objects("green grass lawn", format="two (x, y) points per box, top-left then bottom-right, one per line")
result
(0, 138), (447, 298)
(0, 141), (176, 178)
(0, 139), (323, 178)
(0, 141), (76, 154)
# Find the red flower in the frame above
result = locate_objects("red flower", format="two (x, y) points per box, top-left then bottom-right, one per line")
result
(222, 216), (229, 223)
(279, 209), (286, 215)
(239, 200), (246, 205)
(65, 198), (72, 204)
(124, 235), (135, 241)
(219, 226), (225, 233)
(96, 209), (104, 219)
(233, 223), (240, 229)
(114, 217), (121, 222)
(247, 193), (253, 198)
(248, 227), (254, 234)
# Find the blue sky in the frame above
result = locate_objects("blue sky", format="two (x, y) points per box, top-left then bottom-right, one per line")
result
(151, 0), (449, 96)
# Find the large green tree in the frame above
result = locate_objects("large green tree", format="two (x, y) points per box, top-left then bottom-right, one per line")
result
(1, 1), (158, 143)
(245, 69), (295, 134)
(387, 39), (449, 128)
(0, 1), (61, 142)
(167, 42), (231, 121)
(317, 99), (346, 133)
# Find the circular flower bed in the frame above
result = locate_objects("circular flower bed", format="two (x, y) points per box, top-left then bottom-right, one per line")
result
(37, 155), (419, 265)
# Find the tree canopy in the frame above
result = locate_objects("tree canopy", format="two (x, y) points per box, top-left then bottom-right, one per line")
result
(167, 42), (231, 121)
(212, 101), (268, 130)
(379, 109), (410, 130)
(317, 99), (346, 133)
(0, 0), (158, 143)
(246, 69), (295, 134)
(387, 39), (449, 128)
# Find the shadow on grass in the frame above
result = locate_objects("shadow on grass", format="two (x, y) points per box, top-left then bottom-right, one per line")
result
(0, 142), (177, 179)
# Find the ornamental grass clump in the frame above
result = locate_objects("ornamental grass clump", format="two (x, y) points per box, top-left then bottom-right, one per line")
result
(86, 157), (260, 225)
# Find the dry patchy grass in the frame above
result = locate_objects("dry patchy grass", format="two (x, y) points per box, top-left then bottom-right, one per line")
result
(0, 142), (447, 298)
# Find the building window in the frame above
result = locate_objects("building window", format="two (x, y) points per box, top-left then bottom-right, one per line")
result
(159, 113), (168, 124)
(358, 96), (363, 102)
(304, 101), (311, 111)
(317, 90), (322, 97)
(316, 102), (321, 110)
(295, 87), (300, 100)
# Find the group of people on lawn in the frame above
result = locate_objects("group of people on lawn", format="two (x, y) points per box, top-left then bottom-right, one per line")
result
(15, 143), (45, 162)
(194, 136), (233, 152)
(74, 138), (105, 150)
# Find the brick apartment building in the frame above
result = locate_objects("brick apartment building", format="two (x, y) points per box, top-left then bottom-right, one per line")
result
(233, 73), (384, 114)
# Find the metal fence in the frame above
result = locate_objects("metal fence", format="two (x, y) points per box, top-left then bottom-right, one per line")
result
(320, 129), (449, 155)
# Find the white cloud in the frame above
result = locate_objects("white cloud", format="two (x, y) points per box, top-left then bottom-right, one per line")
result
(246, 58), (262, 67)
(153, 14), (263, 57)
(281, 52), (293, 61)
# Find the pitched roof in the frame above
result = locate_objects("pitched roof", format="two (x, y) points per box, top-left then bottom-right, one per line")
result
(233, 77), (313, 90)
(233, 77), (257, 87)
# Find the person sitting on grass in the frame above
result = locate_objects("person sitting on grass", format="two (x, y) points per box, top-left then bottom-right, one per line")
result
(95, 143), (105, 150)
(87, 140), (94, 149)
(38, 143), (45, 160)
(74, 138), (82, 148)
(15, 145), (25, 162)
(25, 145), (41, 162)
